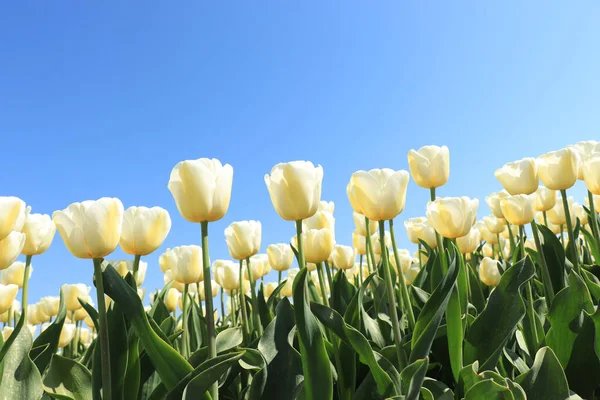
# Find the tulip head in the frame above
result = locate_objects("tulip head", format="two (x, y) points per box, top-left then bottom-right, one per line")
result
(407, 145), (450, 189)
(494, 158), (539, 195)
(534, 186), (557, 212)
(21, 213), (56, 256)
(164, 288), (180, 312)
(0, 284), (18, 314)
(485, 191), (509, 219)
(573, 203), (588, 226)
(569, 140), (600, 179)
(109, 259), (148, 286)
(500, 194), (535, 226)
(303, 210), (335, 233)
(404, 264), (421, 286)
(267, 243), (294, 272)
(479, 257), (501, 286)
(547, 195), (574, 226)
(0, 231), (26, 271)
(456, 228), (481, 254)
(61, 283), (91, 311)
(120, 206), (171, 256)
(388, 249), (416, 276)
(483, 215), (506, 235)
(585, 194), (600, 212)
(58, 324), (77, 348)
(403, 217), (438, 248)
(427, 197), (479, 239)
(280, 268), (299, 297)
(264, 161), (323, 221)
(476, 221), (498, 244)
(352, 212), (377, 236)
(301, 228), (336, 264)
(224, 220), (262, 260)
(537, 148), (581, 190)
(0, 197), (27, 242)
(40, 296), (60, 318)
(351, 230), (372, 255)
(218, 260), (240, 291)
(347, 169), (409, 221)
(264, 282), (278, 299)
(162, 245), (203, 285)
(582, 153), (600, 195)
(330, 244), (355, 270)
(1, 261), (33, 288)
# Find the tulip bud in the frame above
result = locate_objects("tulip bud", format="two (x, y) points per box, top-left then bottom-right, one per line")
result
(537, 148), (581, 190)
(415, 249), (428, 264)
(267, 244), (294, 272)
(163, 269), (185, 292)
(84, 315), (95, 329)
(372, 231), (391, 254)
(1, 261), (33, 288)
(457, 228), (481, 254)
(218, 261), (240, 291)
(160, 245), (203, 285)
(569, 140), (600, 179)
(35, 302), (51, 323)
(38, 296), (59, 319)
(483, 215), (506, 234)
(61, 284), (91, 311)
(573, 203), (588, 226)
(120, 206), (171, 256)
(264, 161), (323, 221)
(494, 158), (539, 195)
(500, 194), (535, 226)
(137, 288), (146, 302)
(330, 245), (355, 270)
(0, 284), (18, 314)
(404, 264), (421, 286)
(243, 255), (265, 281)
(582, 153), (600, 196)
(427, 197), (479, 239)
(351, 230), (371, 255)
(27, 304), (40, 325)
(164, 288), (179, 312)
(2, 326), (14, 341)
(280, 268), (299, 297)
(476, 221), (498, 244)
(407, 145), (450, 189)
(479, 257), (501, 286)
(485, 191), (510, 219)
(318, 201), (335, 214)
(302, 228), (336, 263)
(347, 169), (409, 221)
(0, 231), (26, 271)
(585, 193), (600, 211)
(109, 259), (148, 286)
(352, 212), (377, 236)
(0, 197), (27, 242)
(196, 280), (219, 301)
(53, 198), (124, 259)
(547, 195), (575, 226)
(534, 186), (557, 212)
(306, 262), (318, 272)
(525, 239), (536, 251)
(21, 213), (56, 256)
(303, 210), (335, 234)
(168, 158), (233, 223)
(58, 323), (77, 348)
(263, 282), (277, 299)
(310, 271), (330, 297)
(225, 220), (262, 260)
(388, 249), (416, 275)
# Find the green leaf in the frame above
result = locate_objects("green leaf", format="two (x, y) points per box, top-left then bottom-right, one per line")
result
(357, 273), (386, 349)
(215, 327), (242, 354)
(0, 327), (44, 400)
(238, 348), (268, 399)
(31, 290), (67, 373)
(107, 301), (128, 398)
(516, 347), (569, 400)
(123, 334), (141, 400)
(331, 269), (357, 316)
(464, 379), (511, 399)
(400, 358), (429, 400)
(464, 257), (535, 370)
(538, 224), (567, 293)
(42, 355), (92, 400)
(565, 307), (600, 398)
(292, 268), (333, 400)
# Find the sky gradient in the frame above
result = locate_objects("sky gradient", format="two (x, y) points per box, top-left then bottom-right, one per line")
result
(1, 2), (599, 307)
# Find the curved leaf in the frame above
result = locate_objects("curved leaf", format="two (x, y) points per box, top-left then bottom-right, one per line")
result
(516, 347), (569, 400)
(42, 355), (92, 400)
(0, 327), (43, 400)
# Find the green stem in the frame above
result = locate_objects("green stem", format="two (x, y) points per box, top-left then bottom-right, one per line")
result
(21, 255), (32, 325)
(379, 220), (406, 369)
(182, 284), (189, 358)
(201, 221), (217, 400)
(324, 261), (334, 294)
(316, 263), (330, 306)
(93, 258), (112, 400)
(520, 227), (538, 354)
(588, 190), (600, 245)
(496, 233), (503, 261)
(417, 244), (423, 270)
(359, 254), (364, 284)
(389, 219), (415, 331)
(531, 221), (555, 306)
(430, 188), (448, 273)
(239, 261), (250, 338)
(278, 271), (282, 285)
(231, 291), (237, 326)
(543, 211), (549, 227)
(132, 254), (141, 285)
(220, 287), (225, 324)
(296, 220), (306, 269)
(560, 190), (579, 272)
(560, 225), (565, 245)
(364, 216), (378, 274)
(245, 257), (263, 335)
(507, 221), (516, 254)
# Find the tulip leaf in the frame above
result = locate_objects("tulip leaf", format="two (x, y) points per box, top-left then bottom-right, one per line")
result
(77, 299), (99, 332)
(215, 327), (242, 354)
(516, 347), (569, 399)
(464, 257), (535, 370)
(564, 307), (600, 398)
(31, 290), (67, 373)
(265, 280), (287, 310)
(0, 326), (44, 400)
(257, 283), (273, 329)
(581, 227), (600, 265)
(400, 358), (429, 400)
(537, 224), (567, 294)
(292, 267), (333, 400)
(101, 264), (193, 389)
(107, 302), (128, 399)
(357, 273), (386, 349)
(42, 354), (92, 400)
(237, 348), (268, 399)
(546, 271), (594, 367)
(123, 333), (141, 400)
(331, 269), (357, 316)
(464, 379), (513, 400)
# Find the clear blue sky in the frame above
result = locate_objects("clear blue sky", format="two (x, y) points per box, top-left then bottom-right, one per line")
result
(1, 2), (598, 307)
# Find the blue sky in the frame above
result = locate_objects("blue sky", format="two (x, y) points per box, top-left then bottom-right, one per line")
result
(1, 2), (599, 307)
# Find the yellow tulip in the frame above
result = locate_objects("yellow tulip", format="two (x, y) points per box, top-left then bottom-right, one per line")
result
(84, 315), (95, 329)
(0, 300), (20, 323)
(500, 194), (535, 226)
(160, 245), (203, 285)
(330, 245), (355, 270)
(168, 158), (233, 223)
(120, 206), (171, 256)
(163, 270), (185, 292)
(301, 228), (335, 263)
(537, 148), (580, 190)
(500, 224), (519, 240)
(164, 288), (180, 312)
(404, 264), (421, 286)
(109, 259), (148, 286)
(61, 284), (91, 311)
(39, 296), (60, 317)
(372, 231), (391, 255)
(310, 271), (329, 297)
(306, 262), (318, 272)
(494, 158), (539, 195)
(456, 228), (481, 254)
(2, 261), (33, 288)
(224, 220), (262, 260)
(569, 140), (600, 179)
(303, 210), (335, 233)
(21, 213), (56, 256)
(347, 169), (409, 221)
(2, 326), (14, 341)
(318, 201), (335, 214)
(58, 323), (77, 348)
(547, 195), (574, 226)
(573, 203), (588, 226)
(280, 268), (299, 297)
(197, 281), (220, 301)
(352, 212), (377, 236)
(53, 197), (124, 259)
(427, 197), (479, 239)
(351, 230), (374, 255)
(35, 302), (51, 323)
(0, 284), (18, 314)
(0, 231), (26, 270)
(137, 288), (146, 302)
(264, 161), (323, 221)
(483, 215), (506, 234)
(263, 282), (278, 299)
(582, 153), (600, 195)
(476, 221), (498, 244)
(216, 260), (239, 291)
(244, 254), (266, 281)
(267, 244), (294, 272)
(0, 197), (27, 242)
(407, 145), (450, 189)
(27, 304), (41, 325)
(479, 257), (501, 286)
(534, 186), (557, 212)
(585, 193), (600, 211)
(403, 217), (438, 248)
(485, 191), (509, 219)
(388, 249), (415, 275)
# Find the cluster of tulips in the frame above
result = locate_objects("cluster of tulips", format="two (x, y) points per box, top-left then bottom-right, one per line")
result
(0, 140), (600, 400)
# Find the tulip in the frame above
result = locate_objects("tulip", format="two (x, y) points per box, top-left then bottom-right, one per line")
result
(243, 255), (266, 281)
(573, 203), (588, 226)
(407, 145), (450, 189)
(21, 213), (56, 256)
(168, 158), (233, 223)
(27, 304), (41, 326)
(161, 245), (203, 285)
(301, 228), (335, 264)
(352, 212), (377, 236)
(137, 288), (146, 302)
(1, 261), (32, 288)
(0, 284), (18, 314)
(264, 161), (323, 221)
(53, 197), (124, 259)
(217, 260), (240, 291)
(525, 239), (537, 251)
(303, 210), (335, 233)
(479, 257), (501, 286)
(485, 191), (510, 219)
(388, 249), (415, 275)
(0, 231), (26, 270)
(404, 217), (438, 248)
(109, 259), (148, 286)
(2, 326), (14, 341)
(582, 153), (600, 195)
(457, 228), (481, 254)
(163, 270), (185, 292)
(569, 140), (600, 179)
(494, 158), (539, 195)
(35, 302), (51, 323)
(404, 264), (421, 286)
(318, 201), (335, 214)
(537, 148), (580, 190)
(264, 282), (277, 298)
(267, 244), (294, 273)
(427, 197), (479, 239)
(62, 284), (91, 311)
(585, 193), (600, 211)
(224, 220), (262, 260)
(500, 224), (519, 240)
(39, 296), (60, 318)
(347, 169), (409, 221)
(310, 271), (330, 298)
(0, 197), (27, 242)
(483, 215), (506, 235)
(58, 324), (77, 348)
(260, 253), (271, 276)
(164, 288), (179, 313)
(330, 245), (355, 270)
(372, 230), (391, 254)
(500, 194), (535, 226)
(120, 206), (171, 256)
(477, 221), (498, 245)
(547, 195), (574, 226)
(280, 268), (299, 297)
(84, 315), (95, 329)
(534, 186), (557, 212)
(352, 230), (373, 256)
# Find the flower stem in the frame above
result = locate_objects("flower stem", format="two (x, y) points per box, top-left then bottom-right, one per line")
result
(238, 261), (250, 338)
(200, 221), (217, 400)
(379, 220), (406, 369)
(182, 284), (189, 358)
(245, 257), (263, 335)
(430, 188), (448, 273)
(295, 220), (306, 269)
(324, 261), (334, 293)
(278, 271), (282, 285)
(93, 258), (112, 400)
(364, 216), (378, 274)
(543, 211), (549, 227)
(21, 255), (33, 326)
(316, 263), (330, 306)
(560, 190), (579, 272)
(220, 287), (225, 325)
(530, 221), (555, 306)
(389, 219), (415, 331)
(132, 254), (141, 285)
(520, 226), (539, 354)
(359, 254), (364, 284)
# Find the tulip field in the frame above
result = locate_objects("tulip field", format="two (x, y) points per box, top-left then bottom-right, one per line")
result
(2, 142), (600, 400)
